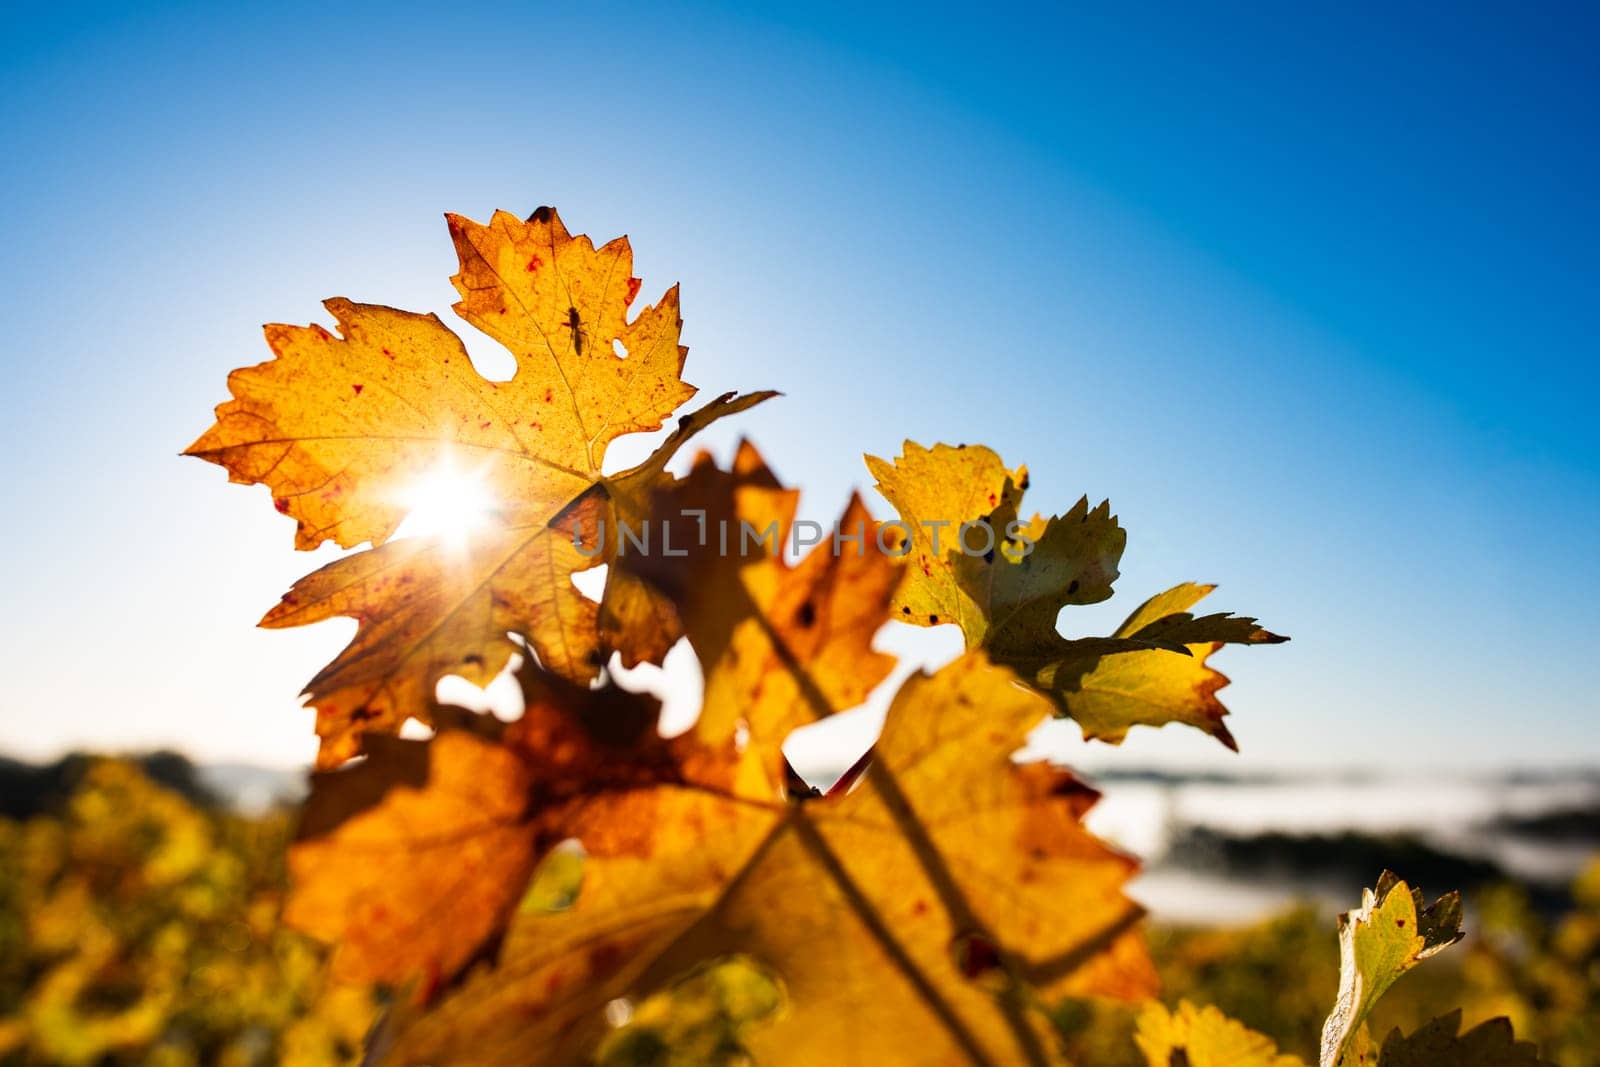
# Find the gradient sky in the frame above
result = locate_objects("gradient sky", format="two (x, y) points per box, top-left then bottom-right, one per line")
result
(1, 2), (1595, 773)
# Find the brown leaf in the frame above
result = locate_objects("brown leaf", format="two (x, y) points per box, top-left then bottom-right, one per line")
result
(1376, 1010), (1551, 1066)
(620, 442), (900, 794)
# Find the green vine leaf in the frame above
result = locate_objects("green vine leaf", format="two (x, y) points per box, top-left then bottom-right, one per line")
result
(1320, 872), (1464, 1067)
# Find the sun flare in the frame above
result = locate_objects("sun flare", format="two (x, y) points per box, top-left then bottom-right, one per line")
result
(392, 457), (500, 549)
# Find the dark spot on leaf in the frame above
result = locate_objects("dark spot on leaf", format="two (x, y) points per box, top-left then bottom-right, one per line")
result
(797, 601), (816, 628)
(901, 606), (911, 615)
(274, 497), (290, 514)
(951, 930), (1001, 979)
(928, 614), (939, 624)
(463, 654), (484, 667)
(352, 383), (364, 396)
(529, 205), (554, 223)
(983, 549), (995, 564)
(1068, 580), (1079, 595)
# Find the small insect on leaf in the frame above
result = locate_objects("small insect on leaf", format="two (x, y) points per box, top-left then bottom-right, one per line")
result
(566, 305), (586, 355)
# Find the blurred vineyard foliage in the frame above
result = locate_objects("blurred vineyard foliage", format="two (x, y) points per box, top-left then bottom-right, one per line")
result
(0, 759), (377, 1066)
(1, 759), (1595, 1065)
(1059, 865), (1600, 1066)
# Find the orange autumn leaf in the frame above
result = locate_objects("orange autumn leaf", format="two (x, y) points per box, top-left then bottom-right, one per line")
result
(285, 446), (901, 986)
(285, 448), (1150, 1064)
(186, 208), (772, 765)
(369, 654), (1153, 1067)
(285, 726), (536, 989)
(285, 670), (691, 990)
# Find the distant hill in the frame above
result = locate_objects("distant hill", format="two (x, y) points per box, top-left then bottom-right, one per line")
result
(0, 751), (302, 817)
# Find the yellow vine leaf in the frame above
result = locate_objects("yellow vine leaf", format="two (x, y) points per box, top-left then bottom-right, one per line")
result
(864, 441), (1042, 637)
(1042, 581), (1286, 750)
(868, 441), (1285, 748)
(371, 652), (1153, 1066)
(1320, 872), (1464, 1067)
(185, 207), (773, 765)
(1136, 1000), (1308, 1067)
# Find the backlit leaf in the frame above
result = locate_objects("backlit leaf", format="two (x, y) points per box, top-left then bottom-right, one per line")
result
(373, 653), (1154, 1065)
(623, 443), (900, 793)
(185, 208), (1318, 1066)
(1320, 872), (1464, 1067)
(869, 442), (1285, 749)
(1041, 582), (1287, 751)
(187, 208), (773, 764)
(1136, 1000), (1308, 1067)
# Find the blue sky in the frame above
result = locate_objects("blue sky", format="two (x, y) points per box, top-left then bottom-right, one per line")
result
(0, 2), (1595, 771)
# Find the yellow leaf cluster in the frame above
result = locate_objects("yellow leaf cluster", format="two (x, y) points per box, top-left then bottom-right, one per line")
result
(187, 207), (1350, 1065)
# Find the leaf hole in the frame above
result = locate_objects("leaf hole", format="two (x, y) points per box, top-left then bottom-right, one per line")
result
(519, 839), (586, 913)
